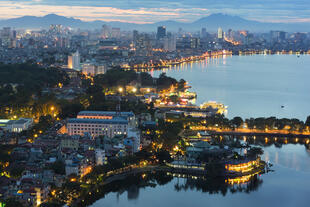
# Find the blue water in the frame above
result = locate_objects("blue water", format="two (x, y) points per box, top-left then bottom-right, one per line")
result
(151, 55), (310, 121)
(90, 55), (310, 207)
(91, 144), (310, 207)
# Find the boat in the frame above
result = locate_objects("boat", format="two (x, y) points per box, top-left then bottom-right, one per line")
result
(200, 101), (228, 115)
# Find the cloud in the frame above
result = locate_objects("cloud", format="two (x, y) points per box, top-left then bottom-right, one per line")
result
(0, 0), (310, 23)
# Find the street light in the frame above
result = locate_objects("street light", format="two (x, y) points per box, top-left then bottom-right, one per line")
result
(132, 87), (137, 93)
(118, 87), (123, 93)
(50, 106), (55, 111)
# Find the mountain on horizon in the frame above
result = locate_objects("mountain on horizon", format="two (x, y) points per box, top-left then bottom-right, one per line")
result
(0, 13), (309, 32)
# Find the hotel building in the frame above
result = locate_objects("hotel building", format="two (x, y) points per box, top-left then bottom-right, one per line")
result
(67, 117), (128, 138)
(77, 111), (136, 127)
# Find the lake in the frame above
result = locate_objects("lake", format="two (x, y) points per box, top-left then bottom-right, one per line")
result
(90, 143), (310, 207)
(89, 55), (310, 207)
(151, 55), (310, 121)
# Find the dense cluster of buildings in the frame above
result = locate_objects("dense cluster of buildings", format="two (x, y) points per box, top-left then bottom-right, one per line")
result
(1, 24), (310, 72)
(0, 109), (142, 206)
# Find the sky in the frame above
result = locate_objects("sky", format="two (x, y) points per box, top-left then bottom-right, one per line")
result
(0, 0), (310, 24)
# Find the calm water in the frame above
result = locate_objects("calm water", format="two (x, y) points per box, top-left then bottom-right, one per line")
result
(90, 144), (310, 207)
(90, 55), (310, 207)
(152, 55), (310, 121)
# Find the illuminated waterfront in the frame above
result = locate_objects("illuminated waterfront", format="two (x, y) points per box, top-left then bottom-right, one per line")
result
(88, 55), (310, 207)
(90, 143), (310, 207)
(152, 54), (310, 120)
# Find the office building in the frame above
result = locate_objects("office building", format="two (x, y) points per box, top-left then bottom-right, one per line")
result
(77, 111), (136, 127)
(218, 27), (224, 40)
(68, 51), (80, 70)
(67, 118), (128, 138)
(157, 26), (166, 40)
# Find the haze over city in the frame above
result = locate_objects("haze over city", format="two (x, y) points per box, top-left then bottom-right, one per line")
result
(0, 0), (310, 23)
(0, 1), (310, 207)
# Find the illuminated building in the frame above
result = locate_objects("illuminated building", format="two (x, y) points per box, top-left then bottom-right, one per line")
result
(77, 111), (136, 127)
(82, 62), (105, 76)
(67, 118), (128, 138)
(0, 118), (33, 133)
(218, 27), (224, 40)
(68, 51), (80, 70)
(225, 158), (261, 173)
(102, 24), (111, 39)
(95, 149), (107, 165)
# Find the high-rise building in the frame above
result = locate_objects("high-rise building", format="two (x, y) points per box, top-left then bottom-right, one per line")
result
(102, 24), (111, 39)
(164, 33), (176, 51)
(111, 28), (121, 39)
(68, 51), (81, 70)
(134, 31), (152, 56)
(157, 26), (166, 40)
(217, 27), (224, 40)
(1, 27), (11, 47)
(270, 31), (287, 43)
(201, 28), (207, 38)
(190, 37), (200, 49)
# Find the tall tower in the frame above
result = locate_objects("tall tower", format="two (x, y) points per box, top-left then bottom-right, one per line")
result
(68, 51), (81, 70)
(157, 26), (166, 40)
(217, 27), (224, 40)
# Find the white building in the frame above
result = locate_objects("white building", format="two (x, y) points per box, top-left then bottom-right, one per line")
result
(95, 149), (107, 165)
(82, 62), (105, 76)
(67, 117), (128, 138)
(164, 35), (176, 52)
(68, 51), (81, 70)
(111, 28), (121, 39)
(0, 118), (33, 132)
(218, 27), (224, 39)
(77, 111), (136, 127)
(126, 128), (141, 153)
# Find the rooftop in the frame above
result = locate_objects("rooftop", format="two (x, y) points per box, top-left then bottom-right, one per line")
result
(68, 118), (128, 125)
(78, 111), (134, 117)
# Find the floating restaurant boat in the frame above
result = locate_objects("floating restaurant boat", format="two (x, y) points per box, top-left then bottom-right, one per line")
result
(200, 101), (228, 115)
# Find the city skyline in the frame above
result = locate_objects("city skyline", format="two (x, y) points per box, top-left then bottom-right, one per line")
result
(0, 0), (310, 24)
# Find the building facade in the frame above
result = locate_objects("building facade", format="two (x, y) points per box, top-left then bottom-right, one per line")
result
(67, 118), (128, 138)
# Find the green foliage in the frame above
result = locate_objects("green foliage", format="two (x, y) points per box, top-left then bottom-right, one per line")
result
(140, 72), (154, 86)
(0, 198), (23, 207)
(8, 165), (25, 179)
(0, 64), (69, 108)
(94, 69), (138, 88)
(157, 73), (177, 89)
(231, 117), (243, 128)
(305, 116), (310, 127)
(59, 102), (84, 119)
(155, 149), (172, 163)
(39, 202), (63, 207)
(49, 160), (66, 175)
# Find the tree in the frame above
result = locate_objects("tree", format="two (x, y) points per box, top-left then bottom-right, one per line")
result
(306, 116), (310, 127)
(49, 160), (66, 175)
(231, 117), (243, 128)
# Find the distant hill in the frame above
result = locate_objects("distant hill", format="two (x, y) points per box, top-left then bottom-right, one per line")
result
(0, 13), (309, 32)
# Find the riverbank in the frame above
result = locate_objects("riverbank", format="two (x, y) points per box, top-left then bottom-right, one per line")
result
(71, 162), (266, 206)
(209, 130), (310, 139)
(122, 50), (310, 71)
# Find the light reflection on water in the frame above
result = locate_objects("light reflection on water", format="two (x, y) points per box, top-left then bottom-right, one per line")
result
(90, 144), (310, 207)
(262, 144), (310, 172)
(152, 55), (310, 120)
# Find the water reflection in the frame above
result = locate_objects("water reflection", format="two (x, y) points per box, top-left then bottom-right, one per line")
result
(85, 171), (264, 207)
(215, 135), (310, 172)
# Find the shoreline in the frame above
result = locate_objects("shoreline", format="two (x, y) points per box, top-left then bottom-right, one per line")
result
(122, 51), (310, 71)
